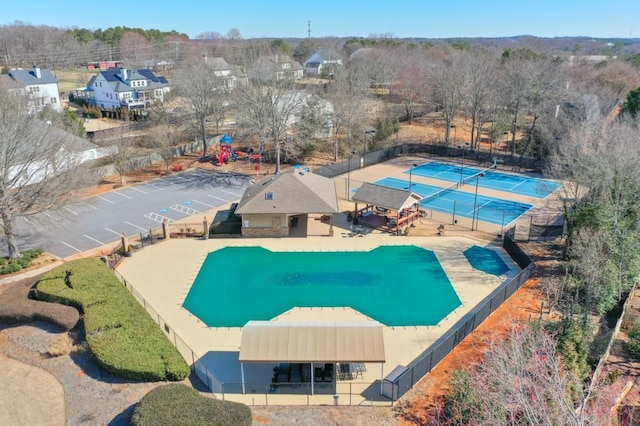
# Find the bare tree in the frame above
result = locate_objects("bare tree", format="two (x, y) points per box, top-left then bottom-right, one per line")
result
(174, 57), (231, 157)
(108, 129), (139, 185)
(146, 124), (182, 172)
(392, 54), (431, 124)
(118, 31), (152, 67)
(443, 324), (604, 425)
(0, 84), (98, 258)
(429, 49), (466, 145)
(236, 52), (305, 173)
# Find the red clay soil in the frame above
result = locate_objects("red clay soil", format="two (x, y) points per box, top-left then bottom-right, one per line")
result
(398, 278), (546, 424)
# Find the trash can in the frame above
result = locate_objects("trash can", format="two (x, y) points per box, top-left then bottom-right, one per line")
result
(333, 395), (339, 406)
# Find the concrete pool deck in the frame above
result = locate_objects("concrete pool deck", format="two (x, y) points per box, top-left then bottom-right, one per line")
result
(116, 234), (520, 406)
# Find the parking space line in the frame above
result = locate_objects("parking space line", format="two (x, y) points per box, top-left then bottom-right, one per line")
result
(84, 234), (105, 245)
(60, 241), (82, 253)
(80, 201), (98, 210)
(23, 217), (34, 225)
(113, 191), (132, 199)
(97, 196), (116, 204)
(192, 199), (216, 208)
(221, 189), (242, 197)
(125, 221), (148, 231)
(105, 227), (122, 236)
(207, 194), (233, 203)
(129, 187), (148, 194)
(142, 182), (163, 190)
(44, 212), (56, 219)
(64, 206), (79, 215)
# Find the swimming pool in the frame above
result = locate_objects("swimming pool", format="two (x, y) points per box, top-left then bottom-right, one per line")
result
(376, 177), (533, 226)
(182, 246), (461, 327)
(405, 161), (560, 198)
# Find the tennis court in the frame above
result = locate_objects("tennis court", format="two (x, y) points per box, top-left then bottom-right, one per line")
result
(376, 177), (533, 226)
(405, 161), (560, 198)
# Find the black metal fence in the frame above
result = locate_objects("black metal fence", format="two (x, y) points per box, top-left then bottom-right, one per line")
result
(387, 229), (534, 401)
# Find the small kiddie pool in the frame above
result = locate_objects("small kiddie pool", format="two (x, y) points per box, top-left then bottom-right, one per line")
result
(463, 246), (510, 276)
(182, 245), (462, 327)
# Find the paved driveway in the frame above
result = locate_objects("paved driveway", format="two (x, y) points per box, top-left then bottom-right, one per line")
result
(1, 170), (251, 258)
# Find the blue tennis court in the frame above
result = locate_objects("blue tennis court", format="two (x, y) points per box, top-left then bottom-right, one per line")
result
(376, 177), (533, 226)
(404, 161), (560, 198)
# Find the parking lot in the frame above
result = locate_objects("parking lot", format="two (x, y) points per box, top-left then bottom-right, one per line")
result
(1, 169), (251, 258)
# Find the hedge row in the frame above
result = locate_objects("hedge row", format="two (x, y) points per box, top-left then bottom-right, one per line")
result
(36, 258), (190, 381)
(131, 384), (252, 426)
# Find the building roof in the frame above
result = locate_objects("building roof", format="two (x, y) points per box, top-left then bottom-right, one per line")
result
(95, 68), (169, 93)
(7, 68), (58, 86)
(205, 56), (233, 71)
(352, 183), (423, 211)
(239, 321), (385, 363)
(235, 170), (339, 215)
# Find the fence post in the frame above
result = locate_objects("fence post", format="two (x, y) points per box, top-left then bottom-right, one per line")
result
(203, 216), (209, 240)
(140, 232), (144, 248)
(162, 218), (169, 239)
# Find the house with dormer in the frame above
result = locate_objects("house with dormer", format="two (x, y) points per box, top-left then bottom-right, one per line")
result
(82, 68), (170, 111)
(2, 66), (62, 113)
(303, 49), (343, 77)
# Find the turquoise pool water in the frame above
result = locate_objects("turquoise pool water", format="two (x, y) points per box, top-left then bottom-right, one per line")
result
(182, 246), (461, 327)
(464, 246), (509, 276)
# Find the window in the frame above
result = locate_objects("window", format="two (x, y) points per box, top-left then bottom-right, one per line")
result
(265, 192), (273, 200)
(51, 97), (57, 104)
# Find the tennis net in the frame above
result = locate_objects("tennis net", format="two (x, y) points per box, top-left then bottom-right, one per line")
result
(461, 165), (495, 186)
(421, 181), (460, 204)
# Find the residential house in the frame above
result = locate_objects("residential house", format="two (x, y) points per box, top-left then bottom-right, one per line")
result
(303, 49), (343, 77)
(203, 56), (244, 88)
(81, 68), (170, 111)
(2, 66), (62, 113)
(255, 54), (303, 82)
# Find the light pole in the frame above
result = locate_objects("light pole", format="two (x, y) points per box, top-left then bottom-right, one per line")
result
(503, 131), (509, 154)
(458, 142), (469, 185)
(364, 129), (375, 167)
(472, 172), (486, 231)
(346, 150), (357, 200)
(408, 163), (418, 190)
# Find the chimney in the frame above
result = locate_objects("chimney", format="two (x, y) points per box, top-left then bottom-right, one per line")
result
(202, 55), (208, 63)
(121, 68), (128, 81)
(33, 66), (41, 78)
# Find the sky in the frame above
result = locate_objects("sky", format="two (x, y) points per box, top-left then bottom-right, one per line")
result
(3, 0), (639, 40)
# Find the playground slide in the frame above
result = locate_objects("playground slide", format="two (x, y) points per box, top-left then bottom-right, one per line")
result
(218, 151), (227, 164)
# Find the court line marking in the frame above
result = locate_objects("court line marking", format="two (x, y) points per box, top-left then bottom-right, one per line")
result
(84, 234), (105, 245)
(97, 196), (116, 204)
(128, 187), (148, 194)
(60, 241), (82, 253)
(105, 227), (122, 236)
(113, 191), (132, 199)
(64, 206), (79, 216)
(125, 221), (148, 231)
(191, 199), (216, 208)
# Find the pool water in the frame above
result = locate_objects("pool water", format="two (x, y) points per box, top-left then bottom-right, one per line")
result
(182, 246), (461, 327)
(463, 246), (509, 276)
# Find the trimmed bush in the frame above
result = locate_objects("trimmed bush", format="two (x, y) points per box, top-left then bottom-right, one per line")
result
(131, 384), (252, 426)
(36, 258), (190, 381)
(0, 248), (44, 275)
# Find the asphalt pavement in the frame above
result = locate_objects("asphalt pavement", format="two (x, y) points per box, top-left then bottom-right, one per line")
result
(0, 169), (251, 259)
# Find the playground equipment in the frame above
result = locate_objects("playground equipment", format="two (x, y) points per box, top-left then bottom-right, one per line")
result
(218, 134), (240, 164)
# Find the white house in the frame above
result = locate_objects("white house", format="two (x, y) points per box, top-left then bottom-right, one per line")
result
(83, 68), (170, 110)
(303, 49), (343, 77)
(2, 66), (62, 113)
(257, 54), (304, 81)
(203, 56), (245, 88)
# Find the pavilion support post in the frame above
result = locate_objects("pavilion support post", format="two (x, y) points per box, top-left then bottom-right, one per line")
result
(329, 216), (334, 236)
(311, 362), (315, 395)
(241, 362), (246, 394)
(380, 364), (384, 395)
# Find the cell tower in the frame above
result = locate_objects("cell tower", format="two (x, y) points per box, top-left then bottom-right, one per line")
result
(308, 20), (311, 39)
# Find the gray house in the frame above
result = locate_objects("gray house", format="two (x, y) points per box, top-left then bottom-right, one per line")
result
(235, 169), (339, 237)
